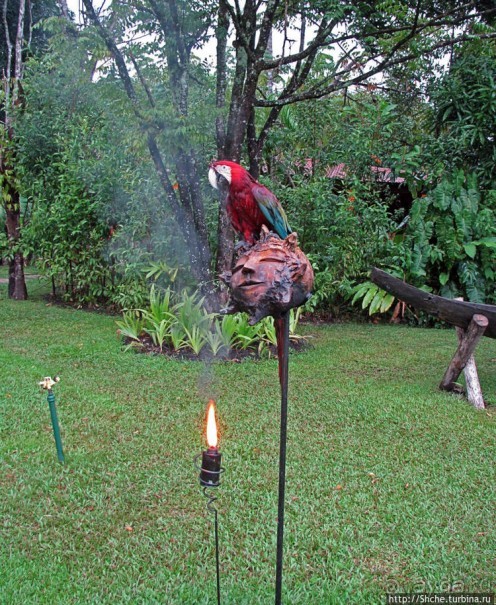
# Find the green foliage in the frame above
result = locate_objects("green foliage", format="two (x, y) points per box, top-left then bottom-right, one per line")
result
(141, 285), (177, 324)
(350, 282), (395, 315)
(5, 5), (494, 320)
(14, 30), (214, 307)
(430, 50), (496, 187)
(404, 171), (496, 303)
(351, 170), (496, 319)
(276, 177), (398, 313)
(21, 142), (112, 303)
(265, 71), (496, 317)
(140, 286), (178, 350)
(212, 313), (261, 352)
(118, 287), (306, 358)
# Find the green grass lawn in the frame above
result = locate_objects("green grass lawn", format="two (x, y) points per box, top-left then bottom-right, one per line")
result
(1, 280), (495, 604)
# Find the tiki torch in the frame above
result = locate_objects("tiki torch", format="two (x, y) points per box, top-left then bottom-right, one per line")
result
(196, 400), (224, 605)
(39, 375), (65, 464)
(200, 401), (222, 487)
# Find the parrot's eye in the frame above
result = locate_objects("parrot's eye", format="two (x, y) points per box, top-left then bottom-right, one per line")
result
(216, 165), (231, 183)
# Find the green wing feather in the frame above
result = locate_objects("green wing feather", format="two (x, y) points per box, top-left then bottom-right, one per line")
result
(252, 184), (292, 239)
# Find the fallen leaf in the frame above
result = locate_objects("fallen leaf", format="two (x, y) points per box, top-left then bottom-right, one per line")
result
(125, 525), (133, 532)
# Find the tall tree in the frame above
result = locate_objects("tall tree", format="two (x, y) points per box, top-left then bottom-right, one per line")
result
(1, 0), (28, 299)
(217, 0), (496, 176)
(81, 0), (217, 305)
(1, 0), (58, 298)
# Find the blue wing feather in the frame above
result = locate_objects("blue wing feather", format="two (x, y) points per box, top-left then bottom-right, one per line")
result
(252, 184), (292, 239)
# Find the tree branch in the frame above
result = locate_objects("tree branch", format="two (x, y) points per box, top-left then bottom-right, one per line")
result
(260, 1), (495, 71)
(215, 0), (230, 156)
(255, 31), (496, 108)
(128, 50), (155, 108)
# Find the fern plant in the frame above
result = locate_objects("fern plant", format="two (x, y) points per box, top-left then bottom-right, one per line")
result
(350, 281), (395, 315)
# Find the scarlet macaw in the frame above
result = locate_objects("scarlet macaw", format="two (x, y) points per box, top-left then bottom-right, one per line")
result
(209, 160), (292, 245)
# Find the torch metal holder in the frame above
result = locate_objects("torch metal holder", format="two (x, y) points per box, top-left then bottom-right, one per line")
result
(194, 454), (225, 605)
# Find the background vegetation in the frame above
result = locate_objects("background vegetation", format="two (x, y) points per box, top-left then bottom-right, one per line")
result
(1, 1), (495, 317)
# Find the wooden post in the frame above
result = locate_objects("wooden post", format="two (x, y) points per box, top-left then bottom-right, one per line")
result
(449, 298), (486, 409)
(455, 325), (485, 409)
(440, 314), (488, 400)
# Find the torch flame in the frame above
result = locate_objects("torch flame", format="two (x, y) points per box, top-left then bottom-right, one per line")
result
(206, 400), (218, 448)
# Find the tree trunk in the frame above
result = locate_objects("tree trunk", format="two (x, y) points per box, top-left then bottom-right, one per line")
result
(215, 0), (229, 157)
(5, 195), (27, 299)
(214, 180), (234, 304)
(1, 0), (28, 300)
(213, 0), (236, 285)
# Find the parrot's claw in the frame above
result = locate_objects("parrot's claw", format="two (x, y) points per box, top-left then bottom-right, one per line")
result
(220, 305), (237, 315)
(234, 240), (251, 253)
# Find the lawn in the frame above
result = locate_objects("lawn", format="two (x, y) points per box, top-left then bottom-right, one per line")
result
(1, 280), (495, 604)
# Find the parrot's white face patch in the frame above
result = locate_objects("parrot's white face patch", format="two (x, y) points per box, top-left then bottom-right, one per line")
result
(209, 164), (232, 189)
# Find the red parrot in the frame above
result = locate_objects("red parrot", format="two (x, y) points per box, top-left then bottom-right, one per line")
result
(208, 160), (292, 245)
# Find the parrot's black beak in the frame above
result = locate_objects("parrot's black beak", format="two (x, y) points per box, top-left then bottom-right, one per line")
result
(217, 174), (229, 188)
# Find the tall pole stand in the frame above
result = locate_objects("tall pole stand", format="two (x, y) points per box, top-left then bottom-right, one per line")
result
(275, 312), (290, 605)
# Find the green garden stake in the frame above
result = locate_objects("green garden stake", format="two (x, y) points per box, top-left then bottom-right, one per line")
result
(39, 376), (65, 464)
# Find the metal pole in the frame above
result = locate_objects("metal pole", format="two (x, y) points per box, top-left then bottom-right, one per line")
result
(275, 312), (290, 605)
(214, 507), (221, 605)
(47, 390), (65, 464)
(202, 487), (222, 605)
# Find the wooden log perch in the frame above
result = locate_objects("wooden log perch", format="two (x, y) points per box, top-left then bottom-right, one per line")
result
(371, 268), (496, 339)
(370, 269), (492, 408)
(440, 314), (488, 394)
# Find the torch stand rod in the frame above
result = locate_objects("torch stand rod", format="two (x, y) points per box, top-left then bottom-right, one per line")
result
(203, 486), (222, 605)
(275, 312), (290, 605)
(214, 506), (221, 605)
